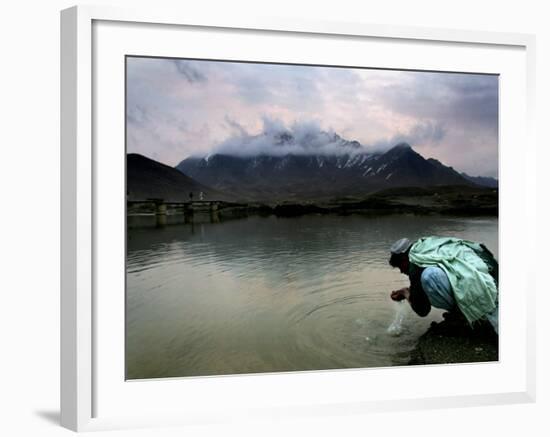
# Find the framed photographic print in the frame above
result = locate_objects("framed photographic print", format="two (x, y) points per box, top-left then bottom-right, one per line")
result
(61, 5), (536, 432)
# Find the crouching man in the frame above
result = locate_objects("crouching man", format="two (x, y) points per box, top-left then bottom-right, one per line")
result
(389, 236), (499, 334)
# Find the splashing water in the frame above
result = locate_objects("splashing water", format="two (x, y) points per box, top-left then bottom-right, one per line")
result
(387, 301), (407, 336)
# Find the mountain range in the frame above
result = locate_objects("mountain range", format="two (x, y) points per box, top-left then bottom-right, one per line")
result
(175, 142), (497, 201)
(459, 172), (499, 188)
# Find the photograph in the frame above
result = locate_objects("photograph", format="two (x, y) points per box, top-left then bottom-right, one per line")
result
(125, 56), (499, 380)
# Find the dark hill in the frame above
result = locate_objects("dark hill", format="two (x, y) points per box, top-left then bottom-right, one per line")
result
(127, 153), (228, 202)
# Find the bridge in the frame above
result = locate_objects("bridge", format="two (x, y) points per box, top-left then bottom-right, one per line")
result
(127, 199), (228, 227)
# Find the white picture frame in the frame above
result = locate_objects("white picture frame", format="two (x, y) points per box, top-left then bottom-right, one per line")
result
(60, 5), (537, 432)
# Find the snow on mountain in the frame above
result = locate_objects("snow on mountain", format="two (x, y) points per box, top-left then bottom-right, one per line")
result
(175, 138), (479, 201)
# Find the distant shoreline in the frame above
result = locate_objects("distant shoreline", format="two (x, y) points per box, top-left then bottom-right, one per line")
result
(127, 185), (498, 228)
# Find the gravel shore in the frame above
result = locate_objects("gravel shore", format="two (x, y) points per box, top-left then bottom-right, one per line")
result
(409, 312), (498, 365)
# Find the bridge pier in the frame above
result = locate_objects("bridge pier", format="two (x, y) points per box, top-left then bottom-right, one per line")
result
(154, 200), (167, 227)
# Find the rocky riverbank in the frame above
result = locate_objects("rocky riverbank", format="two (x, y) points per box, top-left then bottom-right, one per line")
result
(409, 312), (498, 365)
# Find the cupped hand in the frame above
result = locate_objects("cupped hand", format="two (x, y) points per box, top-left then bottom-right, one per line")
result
(390, 287), (409, 301)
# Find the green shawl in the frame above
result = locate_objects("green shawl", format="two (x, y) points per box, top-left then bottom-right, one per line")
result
(409, 236), (498, 323)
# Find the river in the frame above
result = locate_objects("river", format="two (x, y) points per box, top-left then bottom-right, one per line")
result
(126, 214), (498, 379)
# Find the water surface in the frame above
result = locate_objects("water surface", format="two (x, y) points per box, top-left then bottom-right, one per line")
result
(126, 214), (498, 379)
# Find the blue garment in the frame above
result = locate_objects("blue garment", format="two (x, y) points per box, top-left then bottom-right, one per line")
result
(421, 266), (498, 334)
(420, 267), (455, 311)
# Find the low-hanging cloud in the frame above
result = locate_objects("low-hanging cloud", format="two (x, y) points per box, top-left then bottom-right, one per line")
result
(211, 116), (365, 157)
(211, 116), (446, 158)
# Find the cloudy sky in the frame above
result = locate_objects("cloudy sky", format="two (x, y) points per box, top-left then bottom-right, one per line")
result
(126, 57), (498, 177)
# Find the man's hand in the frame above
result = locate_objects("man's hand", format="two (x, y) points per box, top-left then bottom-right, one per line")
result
(390, 287), (410, 301)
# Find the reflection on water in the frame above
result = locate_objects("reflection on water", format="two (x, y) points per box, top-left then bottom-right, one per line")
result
(126, 214), (498, 379)
(127, 210), (222, 228)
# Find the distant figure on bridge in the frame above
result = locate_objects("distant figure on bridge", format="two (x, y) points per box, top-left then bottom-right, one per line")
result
(199, 191), (204, 201)
(189, 192), (193, 201)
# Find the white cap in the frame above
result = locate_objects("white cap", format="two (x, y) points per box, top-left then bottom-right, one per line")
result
(390, 238), (412, 255)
